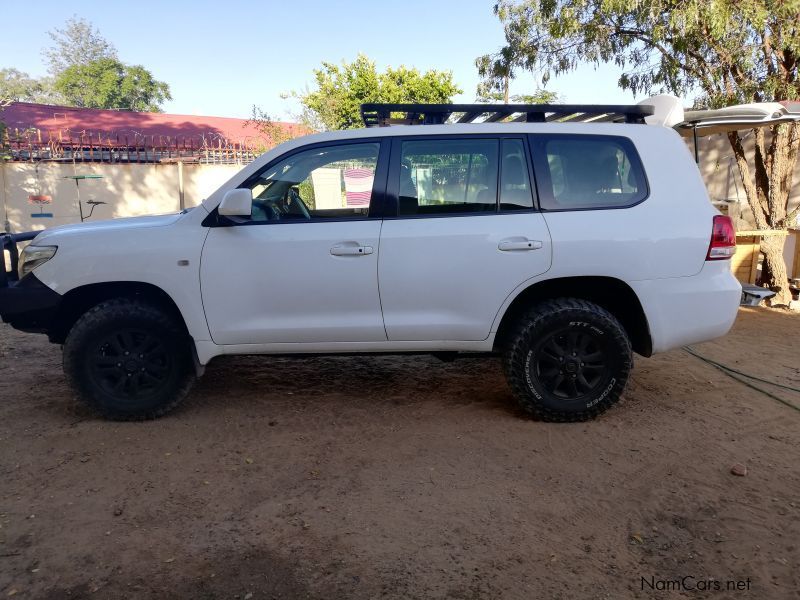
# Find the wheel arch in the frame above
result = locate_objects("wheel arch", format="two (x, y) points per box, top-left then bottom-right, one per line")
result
(48, 281), (191, 344)
(493, 276), (652, 357)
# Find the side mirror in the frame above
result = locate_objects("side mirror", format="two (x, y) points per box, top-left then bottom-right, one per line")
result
(218, 188), (252, 216)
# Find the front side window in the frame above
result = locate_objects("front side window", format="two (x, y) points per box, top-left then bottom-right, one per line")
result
(533, 135), (647, 210)
(243, 142), (380, 222)
(398, 139), (499, 216)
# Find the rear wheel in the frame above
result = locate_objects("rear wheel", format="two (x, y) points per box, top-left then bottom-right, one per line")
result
(502, 298), (632, 421)
(63, 298), (195, 420)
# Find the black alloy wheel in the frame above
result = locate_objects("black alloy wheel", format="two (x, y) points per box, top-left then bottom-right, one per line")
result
(63, 298), (196, 420)
(88, 329), (174, 401)
(532, 328), (608, 400)
(502, 298), (632, 421)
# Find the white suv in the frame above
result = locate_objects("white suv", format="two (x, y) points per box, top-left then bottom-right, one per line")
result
(0, 103), (741, 422)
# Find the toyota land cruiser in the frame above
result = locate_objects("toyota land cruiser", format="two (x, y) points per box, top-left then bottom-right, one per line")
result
(0, 102), (741, 421)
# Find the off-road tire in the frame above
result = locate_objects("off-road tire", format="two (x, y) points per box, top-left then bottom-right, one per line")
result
(63, 298), (196, 420)
(502, 298), (632, 422)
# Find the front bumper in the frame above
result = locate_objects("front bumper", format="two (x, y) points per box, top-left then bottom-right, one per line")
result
(0, 273), (62, 333)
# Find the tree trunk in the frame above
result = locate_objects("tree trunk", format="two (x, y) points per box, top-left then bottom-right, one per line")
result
(759, 234), (792, 306)
(728, 126), (798, 306)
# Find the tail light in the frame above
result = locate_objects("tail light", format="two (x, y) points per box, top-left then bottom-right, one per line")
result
(706, 215), (736, 260)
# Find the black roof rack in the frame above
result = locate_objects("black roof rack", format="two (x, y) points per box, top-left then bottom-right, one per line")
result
(360, 103), (654, 127)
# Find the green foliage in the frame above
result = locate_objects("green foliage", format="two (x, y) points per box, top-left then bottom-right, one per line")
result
(511, 91), (560, 104)
(0, 69), (56, 104)
(245, 105), (303, 152)
(290, 54), (463, 130)
(43, 16), (117, 76)
(1, 17), (171, 113)
(53, 58), (171, 111)
(481, 0), (800, 107)
(475, 81), (559, 104)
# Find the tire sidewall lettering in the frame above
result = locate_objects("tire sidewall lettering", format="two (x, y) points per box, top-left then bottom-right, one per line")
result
(586, 377), (616, 408)
(569, 321), (604, 336)
(524, 349), (543, 400)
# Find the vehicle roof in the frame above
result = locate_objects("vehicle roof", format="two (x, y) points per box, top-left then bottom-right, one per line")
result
(290, 121), (653, 144)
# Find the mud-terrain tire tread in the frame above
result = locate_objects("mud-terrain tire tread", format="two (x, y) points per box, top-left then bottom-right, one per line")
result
(502, 297), (632, 422)
(63, 298), (195, 421)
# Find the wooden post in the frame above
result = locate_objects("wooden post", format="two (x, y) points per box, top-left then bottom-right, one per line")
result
(749, 239), (760, 284)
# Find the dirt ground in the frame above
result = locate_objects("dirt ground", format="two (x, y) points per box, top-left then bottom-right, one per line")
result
(0, 307), (799, 600)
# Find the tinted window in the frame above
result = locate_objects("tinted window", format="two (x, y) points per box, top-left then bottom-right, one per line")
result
(533, 135), (647, 210)
(244, 143), (379, 222)
(500, 139), (534, 211)
(398, 139), (499, 216)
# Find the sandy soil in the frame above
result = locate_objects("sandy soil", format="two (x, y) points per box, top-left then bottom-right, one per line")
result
(0, 307), (799, 600)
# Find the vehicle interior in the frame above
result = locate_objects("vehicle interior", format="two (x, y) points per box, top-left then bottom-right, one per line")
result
(245, 143), (379, 221)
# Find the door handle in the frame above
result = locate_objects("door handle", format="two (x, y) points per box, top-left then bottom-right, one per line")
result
(330, 243), (374, 256)
(498, 239), (543, 252)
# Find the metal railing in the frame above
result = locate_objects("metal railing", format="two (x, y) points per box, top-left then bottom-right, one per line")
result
(2, 127), (262, 165)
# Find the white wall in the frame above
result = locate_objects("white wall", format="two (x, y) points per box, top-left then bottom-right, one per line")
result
(1, 162), (240, 232)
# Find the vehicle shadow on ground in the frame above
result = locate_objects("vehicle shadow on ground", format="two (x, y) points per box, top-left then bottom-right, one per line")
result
(185, 353), (526, 419)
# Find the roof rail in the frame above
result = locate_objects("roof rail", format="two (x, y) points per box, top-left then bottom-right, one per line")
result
(360, 103), (655, 127)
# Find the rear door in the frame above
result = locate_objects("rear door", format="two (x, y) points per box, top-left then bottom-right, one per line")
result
(377, 135), (552, 341)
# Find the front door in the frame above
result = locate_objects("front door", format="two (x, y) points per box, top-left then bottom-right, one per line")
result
(200, 140), (388, 345)
(378, 136), (552, 341)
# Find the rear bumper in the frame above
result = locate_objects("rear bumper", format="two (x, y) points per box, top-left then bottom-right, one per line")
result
(0, 273), (62, 333)
(630, 261), (742, 354)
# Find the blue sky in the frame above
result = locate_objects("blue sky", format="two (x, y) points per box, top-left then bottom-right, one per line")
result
(1, 0), (652, 121)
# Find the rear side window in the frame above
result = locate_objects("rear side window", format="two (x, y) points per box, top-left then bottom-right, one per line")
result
(500, 139), (534, 211)
(398, 139), (499, 215)
(531, 135), (648, 210)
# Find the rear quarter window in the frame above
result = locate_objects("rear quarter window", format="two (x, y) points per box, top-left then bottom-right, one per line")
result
(530, 134), (648, 210)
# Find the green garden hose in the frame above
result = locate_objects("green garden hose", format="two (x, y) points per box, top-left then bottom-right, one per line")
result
(684, 346), (800, 413)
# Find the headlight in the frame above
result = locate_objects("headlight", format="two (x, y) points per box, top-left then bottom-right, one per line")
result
(19, 245), (57, 279)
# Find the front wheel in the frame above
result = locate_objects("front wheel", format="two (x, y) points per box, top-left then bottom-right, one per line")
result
(502, 298), (632, 422)
(63, 299), (196, 420)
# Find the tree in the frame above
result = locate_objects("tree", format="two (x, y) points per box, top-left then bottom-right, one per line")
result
(476, 82), (559, 104)
(53, 58), (171, 112)
(1, 70), (53, 163)
(0, 68), (55, 104)
(290, 54), (462, 131)
(244, 105), (304, 152)
(482, 0), (800, 305)
(43, 16), (117, 76)
(475, 52), (559, 104)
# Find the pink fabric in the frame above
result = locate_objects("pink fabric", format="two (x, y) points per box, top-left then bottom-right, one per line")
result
(344, 167), (374, 207)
